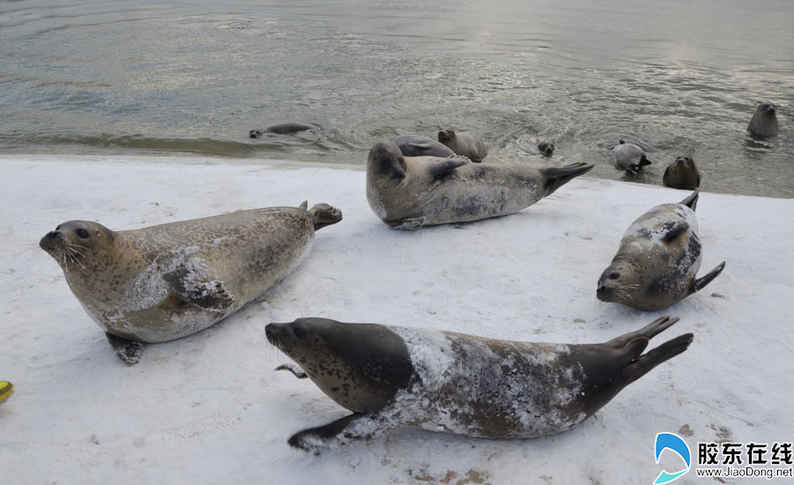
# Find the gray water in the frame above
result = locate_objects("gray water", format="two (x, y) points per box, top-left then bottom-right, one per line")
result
(1, 0), (793, 197)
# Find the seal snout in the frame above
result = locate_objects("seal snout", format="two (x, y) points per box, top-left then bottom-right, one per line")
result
(265, 322), (289, 348)
(39, 230), (62, 251)
(596, 284), (612, 301)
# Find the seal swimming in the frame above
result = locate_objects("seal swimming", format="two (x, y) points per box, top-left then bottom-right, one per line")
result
(612, 140), (651, 174)
(40, 202), (342, 364)
(597, 192), (725, 311)
(394, 135), (456, 158)
(266, 315), (692, 452)
(366, 141), (593, 229)
(747, 102), (779, 139)
(438, 129), (488, 162)
(663, 155), (700, 190)
(249, 122), (316, 139)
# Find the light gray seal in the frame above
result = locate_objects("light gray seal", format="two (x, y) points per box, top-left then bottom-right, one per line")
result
(438, 129), (488, 162)
(366, 141), (593, 229)
(250, 123), (316, 139)
(39, 202), (342, 364)
(597, 192), (725, 311)
(612, 140), (651, 174)
(394, 135), (456, 158)
(747, 102), (779, 138)
(663, 155), (701, 190)
(266, 315), (692, 452)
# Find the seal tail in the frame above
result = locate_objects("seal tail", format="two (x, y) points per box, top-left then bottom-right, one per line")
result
(679, 191), (699, 211)
(690, 261), (726, 294)
(309, 203), (343, 230)
(541, 162), (594, 195)
(621, 333), (693, 384)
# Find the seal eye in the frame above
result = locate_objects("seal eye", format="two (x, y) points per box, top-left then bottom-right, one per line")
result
(75, 228), (90, 239)
(608, 272), (620, 280)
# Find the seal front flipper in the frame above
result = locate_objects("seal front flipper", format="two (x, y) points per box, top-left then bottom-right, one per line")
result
(391, 216), (426, 231)
(661, 220), (689, 243)
(275, 363), (308, 379)
(106, 333), (144, 365)
(162, 265), (234, 311)
(690, 261), (726, 294)
(428, 155), (469, 179)
(288, 412), (395, 454)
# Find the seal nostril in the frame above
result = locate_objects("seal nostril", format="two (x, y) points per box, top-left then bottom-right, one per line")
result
(47, 231), (59, 239)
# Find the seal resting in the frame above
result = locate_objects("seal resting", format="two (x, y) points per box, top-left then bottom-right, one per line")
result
(597, 192), (725, 311)
(40, 202), (342, 364)
(394, 135), (456, 158)
(612, 140), (651, 174)
(266, 315), (692, 452)
(438, 129), (488, 162)
(747, 102), (779, 139)
(663, 156), (700, 190)
(366, 141), (593, 229)
(249, 123), (316, 139)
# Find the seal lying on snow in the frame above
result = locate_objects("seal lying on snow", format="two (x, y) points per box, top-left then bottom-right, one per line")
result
(366, 141), (593, 229)
(438, 129), (488, 162)
(40, 202), (342, 364)
(597, 192), (725, 311)
(266, 316), (692, 452)
(394, 135), (456, 158)
(612, 140), (651, 174)
(747, 102), (779, 139)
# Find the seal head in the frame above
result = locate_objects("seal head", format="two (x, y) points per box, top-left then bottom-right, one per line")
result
(663, 155), (700, 190)
(438, 129), (488, 162)
(40, 221), (116, 274)
(747, 102), (779, 138)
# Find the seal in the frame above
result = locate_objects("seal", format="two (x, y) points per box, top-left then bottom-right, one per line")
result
(40, 202), (342, 364)
(366, 141), (593, 229)
(394, 135), (456, 158)
(250, 122), (316, 139)
(438, 129), (488, 162)
(747, 102), (779, 138)
(663, 156), (700, 190)
(266, 315), (692, 452)
(537, 139), (555, 157)
(597, 192), (725, 311)
(612, 140), (651, 173)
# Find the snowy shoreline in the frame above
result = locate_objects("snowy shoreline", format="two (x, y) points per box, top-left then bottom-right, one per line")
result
(1, 155), (792, 485)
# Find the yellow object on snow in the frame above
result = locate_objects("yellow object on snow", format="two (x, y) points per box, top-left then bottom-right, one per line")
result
(0, 381), (13, 404)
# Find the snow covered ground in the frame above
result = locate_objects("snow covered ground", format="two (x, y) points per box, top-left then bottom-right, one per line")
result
(1, 155), (792, 485)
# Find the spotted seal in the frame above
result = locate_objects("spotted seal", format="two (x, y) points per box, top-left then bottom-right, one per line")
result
(612, 140), (651, 174)
(266, 315), (692, 452)
(40, 202), (342, 364)
(597, 192), (725, 310)
(438, 129), (488, 162)
(366, 141), (593, 229)
(747, 102), (779, 138)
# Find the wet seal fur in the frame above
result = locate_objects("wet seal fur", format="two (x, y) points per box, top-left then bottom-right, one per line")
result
(40, 202), (342, 364)
(612, 140), (651, 174)
(266, 316), (692, 453)
(438, 129), (488, 162)
(663, 155), (700, 190)
(747, 102), (779, 139)
(597, 192), (725, 311)
(394, 135), (456, 158)
(366, 141), (593, 229)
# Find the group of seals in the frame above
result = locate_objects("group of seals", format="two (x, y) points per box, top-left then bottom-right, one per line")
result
(267, 315), (692, 452)
(366, 141), (593, 229)
(597, 192), (725, 310)
(40, 202), (342, 364)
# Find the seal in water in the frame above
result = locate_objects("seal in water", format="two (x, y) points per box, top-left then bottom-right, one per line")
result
(663, 156), (701, 190)
(366, 141), (593, 229)
(250, 123), (316, 139)
(438, 129), (488, 162)
(612, 140), (651, 174)
(266, 315), (692, 452)
(40, 202), (342, 364)
(747, 102), (779, 139)
(537, 139), (555, 157)
(394, 135), (456, 158)
(597, 192), (725, 311)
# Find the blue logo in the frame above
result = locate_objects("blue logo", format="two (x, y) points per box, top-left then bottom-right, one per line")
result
(654, 432), (692, 484)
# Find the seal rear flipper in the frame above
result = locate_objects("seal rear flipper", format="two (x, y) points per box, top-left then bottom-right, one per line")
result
(541, 162), (594, 195)
(162, 266), (234, 311)
(679, 191), (699, 211)
(429, 156), (469, 179)
(639, 155), (651, 167)
(288, 412), (395, 453)
(606, 316), (680, 350)
(309, 203), (343, 230)
(106, 333), (145, 366)
(621, 333), (693, 384)
(690, 261), (726, 294)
